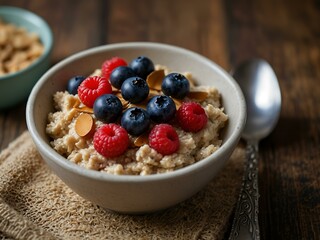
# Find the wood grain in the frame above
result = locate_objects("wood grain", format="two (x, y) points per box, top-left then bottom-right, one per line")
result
(0, 0), (319, 239)
(225, 0), (320, 239)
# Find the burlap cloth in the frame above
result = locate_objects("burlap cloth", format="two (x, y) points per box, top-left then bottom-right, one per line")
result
(0, 131), (245, 240)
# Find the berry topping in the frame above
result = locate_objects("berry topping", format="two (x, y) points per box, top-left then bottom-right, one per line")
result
(161, 73), (190, 99)
(67, 76), (86, 95)
(146, 95), (176, 123)
(77, 76), (112, 108)
(176, 102), (208, 132)
(121, 107), (151, 136)
(129, 56), (155, 79)
(149, 124), (179, 155)
(110, 66), (136, 89)
(93, 124), (129, 158)
(121, 77), (149, 103)
(101, 57), (127, 79)
(93, 94), (123, 123)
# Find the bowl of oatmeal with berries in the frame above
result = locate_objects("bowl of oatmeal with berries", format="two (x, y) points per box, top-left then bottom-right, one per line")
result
(26, 42), (246, 213)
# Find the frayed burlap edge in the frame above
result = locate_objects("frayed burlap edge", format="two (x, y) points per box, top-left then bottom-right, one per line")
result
(0, 131), (244, 240)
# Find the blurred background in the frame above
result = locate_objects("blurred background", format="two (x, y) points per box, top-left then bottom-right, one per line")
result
(0, 0), (319, 239)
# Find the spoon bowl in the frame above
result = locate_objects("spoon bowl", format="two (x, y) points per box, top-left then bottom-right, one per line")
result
(233, 59), (281, 141)
(229, 59), (281, 240)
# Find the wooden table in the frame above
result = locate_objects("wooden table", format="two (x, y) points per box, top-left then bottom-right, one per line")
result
(1, 1), (319, 239)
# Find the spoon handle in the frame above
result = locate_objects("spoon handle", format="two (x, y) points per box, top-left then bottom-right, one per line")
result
(229, 142), (260, 240)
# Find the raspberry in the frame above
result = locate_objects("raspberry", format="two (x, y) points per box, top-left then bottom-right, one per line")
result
(101, 57), (127, 80)
(176, 102), (208, 132)
(149, 124), (179, 155)
(93, 124), (129, 158)
(77, 76), (112, 107)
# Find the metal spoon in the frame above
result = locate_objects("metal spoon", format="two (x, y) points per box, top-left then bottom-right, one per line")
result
(229, 59), (281, 240)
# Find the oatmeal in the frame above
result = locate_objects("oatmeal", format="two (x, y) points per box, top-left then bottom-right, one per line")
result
(46, 56), (228, 175)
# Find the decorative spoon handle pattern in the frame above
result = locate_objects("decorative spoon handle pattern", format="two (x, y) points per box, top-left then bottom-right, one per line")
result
(229, 142), (260, 240)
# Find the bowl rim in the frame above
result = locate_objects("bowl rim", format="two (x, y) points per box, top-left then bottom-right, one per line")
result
(26, 42), (246, 182)
(0, 6), (54, 81)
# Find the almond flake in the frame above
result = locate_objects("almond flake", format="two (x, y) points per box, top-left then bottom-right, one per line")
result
(122, 102), (130, 110)
(89, 69), (102, 77)
(187, 91), (208, 102)
(134, 133), (149, 147)
(115, 92), (128, 105)
(74, 106), (94, 114)
(75, 113), (94, 137)
(70, 98), (80, 109)
(172, 98), (182, 109)
(146, 69), (165, 91)
(126, 102), (147, 110)
(184, 72), (196, 86)
(112, 86), (120, 93)
(148, 89), (161, 98)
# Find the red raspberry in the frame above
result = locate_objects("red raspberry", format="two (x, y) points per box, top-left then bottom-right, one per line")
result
(93, 124), (129, 158)
(77, 76), (112, 107)
(101, 57), (127, 79)
(149, 124), (179, 155)
(176, 102), (208, 132)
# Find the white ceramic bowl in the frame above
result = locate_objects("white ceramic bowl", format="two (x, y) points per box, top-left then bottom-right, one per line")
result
(26, 42), (246, 213)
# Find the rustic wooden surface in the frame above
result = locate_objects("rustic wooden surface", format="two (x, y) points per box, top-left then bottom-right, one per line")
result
(0, 0), (319, 239)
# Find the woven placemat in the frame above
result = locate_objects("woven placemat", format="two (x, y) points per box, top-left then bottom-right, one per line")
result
(0, 131), (244, 240)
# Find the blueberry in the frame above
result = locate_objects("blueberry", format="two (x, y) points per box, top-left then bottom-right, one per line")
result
(129, 56), (155, 79)
(146, 95), (176, 123)
(67, 76), (86, 95)
(161, 73), (190, 99)
(121, 107), (151, 136)
(121, 77), (149, 103)
(110, 66), (136, 89)
(93, 94), (122, 123)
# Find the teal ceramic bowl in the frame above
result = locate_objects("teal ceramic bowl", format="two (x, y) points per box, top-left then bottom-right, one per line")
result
(0, 6), (53, 109)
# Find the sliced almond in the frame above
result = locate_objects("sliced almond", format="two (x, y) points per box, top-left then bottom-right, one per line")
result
(122, 101), (130, 110)
(70, 97), (80, 109)
(75, 113), (94, 137)
(172, 98), (182, 109)
(133, 133), (149, 147)
(184, 72), (196, 86)
(112, 86), (120, 93)
(146, 69), (165, 91)
(148, 89), (161, 98)
(126, 103), (144, 110)
(115, 92), (128, 105)
(89, 69), (102, 77)
(187, 91), (208, 102)
(74, 106), (94, 114)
